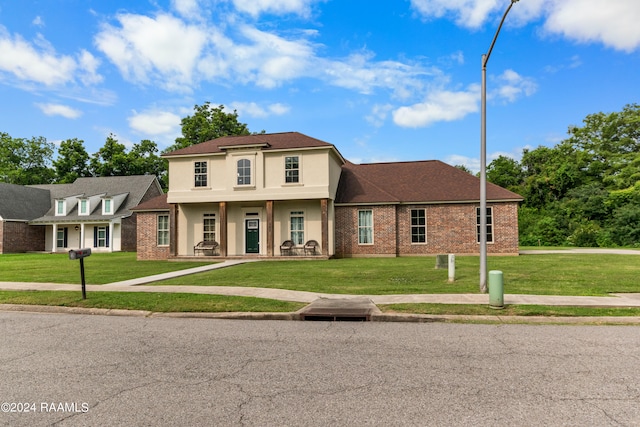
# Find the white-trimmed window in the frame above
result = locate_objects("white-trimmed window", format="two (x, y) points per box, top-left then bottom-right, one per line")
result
(476, 207), (494, 243)
(79, 199), (88, 216)
(56, 200), (65, 216)
(157, 215), (169, 246)
(103, 198), (112, 215)
(203, 213), (216, 242)
(290, 211), (304, 245)
(358, 210), (373, 245)
(237, 159), (251, 185)
(56, 227), (68, 248)
(194, 161), (208, 187)
(411, 209), (426, 243)
(285, 156), (300, 183)
(95, 226), (108, 248)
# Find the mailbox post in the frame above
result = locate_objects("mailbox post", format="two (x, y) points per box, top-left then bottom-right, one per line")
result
(69, 248), (91, 299)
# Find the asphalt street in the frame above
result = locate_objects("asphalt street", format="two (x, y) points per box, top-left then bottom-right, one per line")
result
(1, 311), (639, 426)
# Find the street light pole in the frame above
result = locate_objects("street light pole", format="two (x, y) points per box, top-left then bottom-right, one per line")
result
(480, 0), (519, 293)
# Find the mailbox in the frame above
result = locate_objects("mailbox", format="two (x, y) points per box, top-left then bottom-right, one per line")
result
(69, 248), (92, 260)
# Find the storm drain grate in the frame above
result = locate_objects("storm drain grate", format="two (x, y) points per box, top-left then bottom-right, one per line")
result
(298, 298), (380, 322)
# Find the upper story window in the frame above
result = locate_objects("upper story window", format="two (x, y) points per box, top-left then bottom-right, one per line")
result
(56, 200), (65, 216)
(411, 209), (426, 243)
(285, 156), (300, 183)
(79, 199), (88, 216)
(194, 161), (208, 187)
(103, 198), (112, 215)
(476, 207), (494, 243)
(358, 209), (373, 245)
(237, 159), (251, 186)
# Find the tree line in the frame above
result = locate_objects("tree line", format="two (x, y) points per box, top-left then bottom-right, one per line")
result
(486, 103), (640, 247)
(2, 102), (639, 247)
(0, 103), (252, 190)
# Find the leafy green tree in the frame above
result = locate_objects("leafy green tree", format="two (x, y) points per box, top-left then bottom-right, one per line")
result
(53, 138), (90, 183)
(454, 165), (472, 174)
(486, 155), (523, 193)
(0, 133), (55, 184)
(127, 139), (168, 189)
(163, 102), (252, 153)
(89, 134), (129, 177)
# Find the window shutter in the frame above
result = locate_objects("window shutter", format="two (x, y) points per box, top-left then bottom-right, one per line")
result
(63, 228), (68, 248)
(106, 226), (110, 248)
(93, 227), (97, 248)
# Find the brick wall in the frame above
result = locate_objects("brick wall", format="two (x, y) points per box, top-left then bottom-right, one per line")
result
(0, 221), (45, 253)
(121, 215), (137, 251)
(136, 212), (170, 260)
(335, 202), (519, 257)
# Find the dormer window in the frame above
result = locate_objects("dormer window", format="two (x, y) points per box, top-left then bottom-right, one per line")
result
(103, 198), (112, 215)
(56, 200), (66, 216)
(79, 199), (89, 216)
(237, 159), (251, 186)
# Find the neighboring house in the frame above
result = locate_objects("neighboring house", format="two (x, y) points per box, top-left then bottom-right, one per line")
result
(133, 132), (523, 260)
(0, 176), (163, 254)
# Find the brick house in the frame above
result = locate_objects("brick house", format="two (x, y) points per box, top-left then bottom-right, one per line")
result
(0, 176), (163, 254)
(133, 132), (522, 260)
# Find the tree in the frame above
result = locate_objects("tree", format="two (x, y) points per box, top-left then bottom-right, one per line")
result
(454, 164), (473, 174)
(486, 155), (523, 193)
(163, 102), (252, 153)
(53, 138), (90, 183)
(90, 134), (129, 177)
(0, 133), (55, 184)
(127, 139), (168, 189)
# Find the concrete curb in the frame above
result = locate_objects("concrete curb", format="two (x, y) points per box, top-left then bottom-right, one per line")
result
(3, 304), (640, 325)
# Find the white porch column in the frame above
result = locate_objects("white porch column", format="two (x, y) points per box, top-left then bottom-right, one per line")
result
(80, 223), (85, 249)
(51, 224), (58, 253)
(108, 222), (114, 252)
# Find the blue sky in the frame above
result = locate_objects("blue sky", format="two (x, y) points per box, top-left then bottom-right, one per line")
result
(1, 0), (639, 171)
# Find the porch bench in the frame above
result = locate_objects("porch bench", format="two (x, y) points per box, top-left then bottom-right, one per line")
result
(194, 240), (219, 256)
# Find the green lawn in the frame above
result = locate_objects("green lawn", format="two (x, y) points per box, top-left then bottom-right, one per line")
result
(0, 252), (211, 284)
(154, 254), (640, 296)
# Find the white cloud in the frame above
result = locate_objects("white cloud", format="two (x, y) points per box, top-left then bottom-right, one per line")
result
(95, 13), (208, 91)
(172, 0), (201, 19)
(32, 16), (45, 27)
(231, 101), (290, 118)
(393, 86), (479, 128)
(36, 103), (82, 119)
(491, 69), (536, 103)
(411, 0), (640, 52)
(128, 109), (182, 136)
(232, 0), (319, 17)
(366, 104), (393, 127)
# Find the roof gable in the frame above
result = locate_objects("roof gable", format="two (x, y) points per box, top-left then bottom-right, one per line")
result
(162, 132), (342, 160)
(336, 160), (522, 204)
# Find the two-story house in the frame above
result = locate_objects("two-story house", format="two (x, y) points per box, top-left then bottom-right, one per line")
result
(0, 175), (163, 254)
(133, 132), (523, 260)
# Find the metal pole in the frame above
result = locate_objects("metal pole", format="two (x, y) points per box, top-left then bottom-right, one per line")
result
(80, 258), (87, 299)
(480, 0), (519, 294)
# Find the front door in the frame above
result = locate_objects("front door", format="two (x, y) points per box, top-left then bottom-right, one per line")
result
(245, 219), (260, 254)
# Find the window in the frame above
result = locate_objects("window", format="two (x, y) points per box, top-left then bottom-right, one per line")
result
(203, 213), (216, 242)
(237, 159), (251, 185)
(157, 215), (169, 246)
(411, 209), (426, 243)
(290, 211), (304, 245)
(476, 207), (494, 243)
(56, 200), (65, 216)
(56, 227), (68, 248)
(94, 226), (109, 248)
(79, 199), (88, 215)
(285, 156), (300, 183)
(194, 161), (208, 187)
(358, 210), (373, 244)
(103, 199), (112, 214)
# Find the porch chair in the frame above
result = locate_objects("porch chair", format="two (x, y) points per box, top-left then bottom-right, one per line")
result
(280, 240), (295, 256)
(194, 240), (219, 256)
(304, 239), (319, 256)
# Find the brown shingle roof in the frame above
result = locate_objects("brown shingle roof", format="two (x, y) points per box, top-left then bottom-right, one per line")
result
(163, 132), (339, 157)
(131, 193), (169, 211)
(335, 160), (522, 204)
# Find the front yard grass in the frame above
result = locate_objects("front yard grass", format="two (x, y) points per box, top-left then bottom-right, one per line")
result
(0, 252), (211, 284)
(154, 254), (640, 296)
